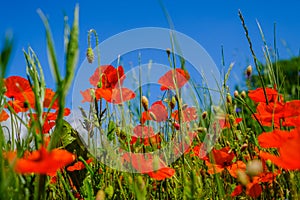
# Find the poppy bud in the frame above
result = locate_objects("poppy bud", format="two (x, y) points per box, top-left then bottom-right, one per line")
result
(234, 90), (239, 98)
(202, 111), (208, 119)
(104, 185), (114, 199)
(137, 176), (146, 190)
(246, 159), (263, 177)
(96, 190), (106, 200)
(246, 65), (252, 77)
(237, 170), (249, 186)
(241, 91), (246, 99)
(169, 96), (176, 110)
(166, 48), (171, 57)
(226, 93), (232, 104)
(240, 143), (248, 152)
(141, 96), (149, 111)
(173, 122), (180, 130)
(86, 47), (94, 64)
(182, 104), (188, 110)
(149, 111), (157, 121)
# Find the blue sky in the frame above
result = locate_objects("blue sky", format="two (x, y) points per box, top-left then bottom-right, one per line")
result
(1, 1), (300, 105)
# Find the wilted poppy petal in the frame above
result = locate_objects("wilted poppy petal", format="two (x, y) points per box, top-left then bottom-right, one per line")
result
(158, 68), (190, 91)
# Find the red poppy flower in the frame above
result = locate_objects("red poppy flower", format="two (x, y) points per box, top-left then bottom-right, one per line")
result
(4, 76), (32, 99)
(204, 147), (238, 175)
(141, 101), (168, 124)
(96, 87), (135, 104)
(0, 110), (9, 122)
(122, 153), (175, 180)
(246, 182), (262, 198)
(67, 158), (93, 172)
(231, 185), (243, 197)
(171, 107), (198, 122)
(6, 100), (30, 113)
(89, 65), (125, 88)
(147, 167), (175, 181)
(252, 99), (300, 128)
(158, 68), (190, 91)
(131, 125), (162, 147)
(258, 129), (298, 148)
(252, 101), (286, 128)
(15, 146), (75, 175)
(248, 87), (281, 103)
(260, 135), (300, 170)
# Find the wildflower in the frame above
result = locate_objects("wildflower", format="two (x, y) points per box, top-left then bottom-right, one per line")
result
(67, 158), (93, 172)
(15, 146), (75, 175)
(158, 68), (190, 91)
(122, 153), (175, 180)
(203, 147), (246, 178)
(130, 125), (161, 147)
(259, 130), (300, 170)
(4, 76), (32, 100)
(248, 87), (281, 103)
(0, 110), (9, 122)
(141, 101), (168, 124)
(89, 65), (125, 89)
(171, 107), (198, 122)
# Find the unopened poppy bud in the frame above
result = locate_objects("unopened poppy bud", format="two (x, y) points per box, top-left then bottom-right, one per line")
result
(96, 190), (106, 200)
(196, 127), (207, 133)
(182, 104), (188, 110)
(226, 93), (232, 104)
(246, 65), (252, 77)
(234, 90), (239, 98)
(241, 91), (246, 99)
(246, 159), (263, 177)
(137, 176), (145, 190)
(149, 111), (157, 121)
(166, 48), (171, 57)
(86, 47), (94, 63)
(202, 111), (208, 119)
(173, 122), (180, 130)
(141, 96), (149, 111)
(240, 143), (248, 152)
(237, 170), (249, 186)
(104, 185), (114, 199)
(169, 96), (176, 110)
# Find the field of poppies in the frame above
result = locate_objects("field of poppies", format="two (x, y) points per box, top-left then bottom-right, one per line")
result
(1, 5), (300, 200)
